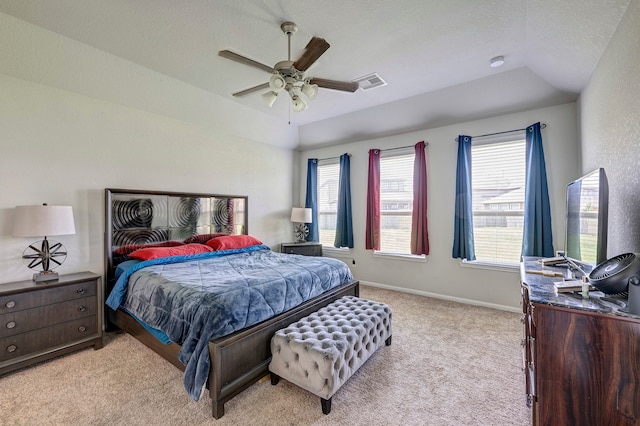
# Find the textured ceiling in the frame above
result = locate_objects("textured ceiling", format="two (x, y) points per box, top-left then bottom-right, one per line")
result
(0, 0), (631, 133)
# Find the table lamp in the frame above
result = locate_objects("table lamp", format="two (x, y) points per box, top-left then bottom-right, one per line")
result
(290, 207), (312, 243)
(12, 204), (76, 282)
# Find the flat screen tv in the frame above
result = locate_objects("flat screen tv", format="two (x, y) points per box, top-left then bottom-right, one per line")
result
(564, 168), (609, 266)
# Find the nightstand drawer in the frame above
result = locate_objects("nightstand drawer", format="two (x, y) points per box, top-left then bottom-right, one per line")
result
(0, 316), (97, 363)
(0, 296), (96, 338)
(0, 272), (103, 376)
(0, 281), (96, 314)
(281, 243), (323, 257)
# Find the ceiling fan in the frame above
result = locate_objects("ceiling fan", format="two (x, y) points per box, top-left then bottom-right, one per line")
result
(218, 22), (359, 112)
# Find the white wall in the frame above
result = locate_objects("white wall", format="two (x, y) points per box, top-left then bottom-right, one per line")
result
(578, 0), (640, 256)
(0, 13), (297, 283)
(0, 12), (298, 150)
(298, 103), (579, 310)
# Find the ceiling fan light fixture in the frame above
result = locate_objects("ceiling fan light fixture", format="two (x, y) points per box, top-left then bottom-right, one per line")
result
(220, 21), (358, 114)
(301, 82), (318, 100)
(290, 95), (307, 112)
(269, 73), (286, 92)
(262, 91), (278, 107)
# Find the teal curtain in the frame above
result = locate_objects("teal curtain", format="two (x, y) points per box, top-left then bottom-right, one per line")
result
(522, 122), (554, 257)
(334, 154), (354, 248)
(305, 159), (319, 242)
(452, 135), (475, 260)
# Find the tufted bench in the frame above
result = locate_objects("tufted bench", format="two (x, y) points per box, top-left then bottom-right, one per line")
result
(269, 296), (392, 414)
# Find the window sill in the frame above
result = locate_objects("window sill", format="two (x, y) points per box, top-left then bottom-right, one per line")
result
(322, 246), (351, 258)
(459, 259), (519, 272)
(373, 251), (427, 263)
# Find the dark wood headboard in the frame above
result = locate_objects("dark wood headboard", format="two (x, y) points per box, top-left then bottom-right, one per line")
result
(104, 188), (248, 292)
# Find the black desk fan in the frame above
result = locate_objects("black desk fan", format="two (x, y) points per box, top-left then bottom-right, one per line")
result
(589, 253), (640, 315)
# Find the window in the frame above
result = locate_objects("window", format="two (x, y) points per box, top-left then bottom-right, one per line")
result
(317, 160), (340, 247)
(378, 151), (414, 254)
(471, 138), (526, 264)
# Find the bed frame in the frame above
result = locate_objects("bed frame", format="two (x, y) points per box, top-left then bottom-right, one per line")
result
(103, 188), (359, 418)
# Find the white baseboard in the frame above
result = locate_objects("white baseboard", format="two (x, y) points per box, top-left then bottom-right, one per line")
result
(358, 280), (521, 313)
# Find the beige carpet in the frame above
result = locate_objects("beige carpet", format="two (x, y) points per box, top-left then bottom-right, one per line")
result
(1, 286), (531, 425)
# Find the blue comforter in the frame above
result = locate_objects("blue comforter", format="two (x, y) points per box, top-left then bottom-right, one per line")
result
(106, 245), (353, 400)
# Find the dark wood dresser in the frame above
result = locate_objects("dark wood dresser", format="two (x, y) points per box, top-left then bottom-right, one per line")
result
(281, 242), (323, 257)
(521, 258), (640, 425)
(0, 272), (103, 376)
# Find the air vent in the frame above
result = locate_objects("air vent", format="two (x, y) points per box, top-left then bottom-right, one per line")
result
(353, 73), (387, 91)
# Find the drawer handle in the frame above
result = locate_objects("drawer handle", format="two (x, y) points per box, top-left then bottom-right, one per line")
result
(78, 326), (87, 332)
(76, 288), (86, 295)
(78, 306), (87, 312)
(5, 301), (16, 309)
(6, 344), (17, 353)
(6, 321), (16, 329)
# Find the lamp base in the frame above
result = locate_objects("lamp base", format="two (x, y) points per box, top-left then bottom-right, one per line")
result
(293, 223), (309, 243)
(33, 271), (59, 282)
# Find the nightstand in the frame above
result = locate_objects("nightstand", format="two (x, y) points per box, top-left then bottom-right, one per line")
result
(0, 272), (103, 376)
(281, 242), (323, 257)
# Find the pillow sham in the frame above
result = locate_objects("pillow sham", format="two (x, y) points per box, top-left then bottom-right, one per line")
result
(114, 240), (184, 256)
(206, 235), (263, 251)
(183, 233), (228, 245)
(129, 243), (213, 260)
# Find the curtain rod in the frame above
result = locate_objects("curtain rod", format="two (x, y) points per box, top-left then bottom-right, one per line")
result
(383, 141), (428, 152)
(316, 153), (351, 162)
(454, 123), (546, 142)
(374, 141), (429, 154)
(315, 141), (430, 161)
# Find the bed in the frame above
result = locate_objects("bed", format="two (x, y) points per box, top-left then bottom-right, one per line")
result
(104, 188), (359, 418)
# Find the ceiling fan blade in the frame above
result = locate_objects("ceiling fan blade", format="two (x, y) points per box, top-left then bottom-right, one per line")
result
(219, 50), (275, 74)
(309, 78), (359, 93)
(293, 37), (330, 71)
(232, 82), (269, 97)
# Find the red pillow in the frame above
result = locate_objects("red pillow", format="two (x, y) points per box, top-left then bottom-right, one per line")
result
(206, 235), (262, 251)
(114, 241), (185, 256)
(183, 233), (228, 244)
(129, 243), (213, 260)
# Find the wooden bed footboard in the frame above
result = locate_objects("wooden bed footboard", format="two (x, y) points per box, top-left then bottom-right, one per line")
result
(107, 280), (359, 419)
(208, 280), (359, 418)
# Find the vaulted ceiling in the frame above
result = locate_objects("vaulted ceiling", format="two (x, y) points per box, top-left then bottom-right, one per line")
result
(0, 0), (632, 146)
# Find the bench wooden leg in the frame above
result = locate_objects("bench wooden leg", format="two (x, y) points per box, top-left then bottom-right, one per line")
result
(270, 373), (280, 385)
(385, 335), (392, 346)
(321, 397), (332, 415)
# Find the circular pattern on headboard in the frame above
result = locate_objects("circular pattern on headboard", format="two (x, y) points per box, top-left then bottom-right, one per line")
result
(213, 199), (234, 233)
(169, 197), (201, 228)
(113, 199), (154, 230)
(113, 228), (169, 247)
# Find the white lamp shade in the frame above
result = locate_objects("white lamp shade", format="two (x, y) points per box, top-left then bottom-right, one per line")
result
(262, 91), (278, 107)
(301, 83), (318, 100)
(290, 95), (307, 112)
(12, 205), (76, 237)
(269, 74), (286, 92)
(290, 207), (312, 223)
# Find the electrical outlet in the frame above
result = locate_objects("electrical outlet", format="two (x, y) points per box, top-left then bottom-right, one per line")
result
(351, 259), (356, 268)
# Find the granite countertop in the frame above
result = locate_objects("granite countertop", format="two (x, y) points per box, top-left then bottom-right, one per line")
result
(521, 257), (639, 320)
